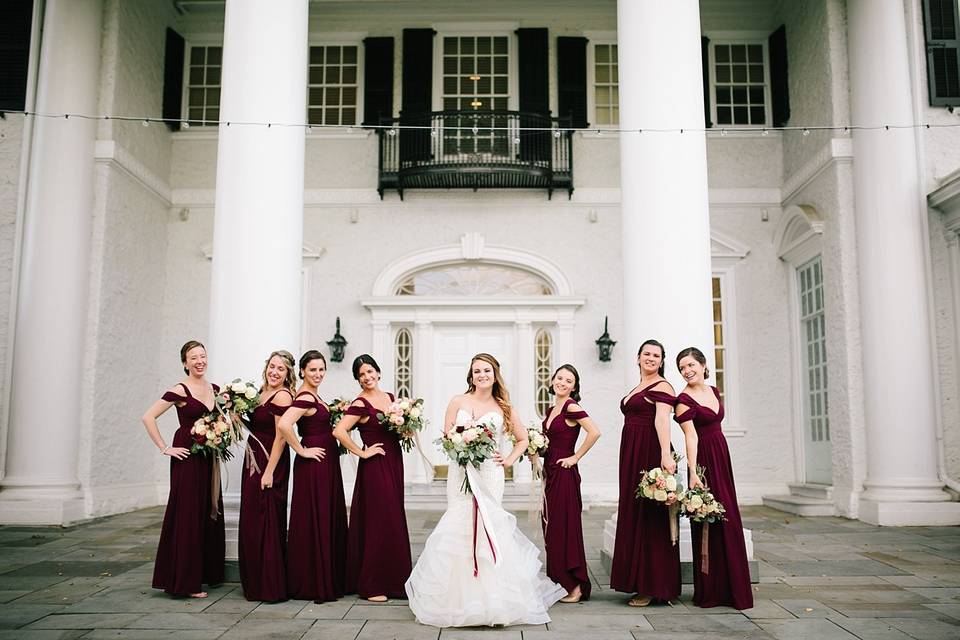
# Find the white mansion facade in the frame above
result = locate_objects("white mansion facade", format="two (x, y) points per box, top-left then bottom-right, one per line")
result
(2, 0), (960, 529)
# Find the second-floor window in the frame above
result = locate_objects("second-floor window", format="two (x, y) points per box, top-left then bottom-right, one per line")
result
(709, 40), (770, 127)
(308, 44), (360, 126)
(592, 43), (619, 126)
(185, 45), (222, 123)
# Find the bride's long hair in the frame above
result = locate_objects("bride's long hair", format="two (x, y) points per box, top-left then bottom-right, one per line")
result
(465, 352), (513, 426)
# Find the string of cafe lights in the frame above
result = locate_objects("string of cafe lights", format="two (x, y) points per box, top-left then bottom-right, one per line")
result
(3, 108), (960, 137)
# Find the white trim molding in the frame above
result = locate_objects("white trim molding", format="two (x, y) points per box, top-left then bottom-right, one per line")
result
(782, 138), (854, 203)
(775, 203), (825, 265)
(93, 140), (172, 204)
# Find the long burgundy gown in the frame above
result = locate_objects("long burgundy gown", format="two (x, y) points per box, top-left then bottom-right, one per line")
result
(675, 387), (753, 609)
(609, 381), (680, 601)
(286, 391), (349, 602)
(541, 398), (592, 600)
(344, 394), (412, 599)
(152, 383), (225, 596)
(238, 390), (291, 602)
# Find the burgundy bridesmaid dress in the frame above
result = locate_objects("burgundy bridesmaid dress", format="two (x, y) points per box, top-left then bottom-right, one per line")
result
(675, 387), (753, 609)
(609, 381), (680, 601)
(238, 390), (292, 602)
(541, 398), (592, 600)
(286, 392), (349, 602)
(344, 394), (412, 599)
(152, 383), (225, 596)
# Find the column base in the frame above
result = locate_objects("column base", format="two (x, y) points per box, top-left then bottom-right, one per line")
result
(224, 491), (240, 561)
(0, 492), (86, 526)
(859, 498), (960, 526)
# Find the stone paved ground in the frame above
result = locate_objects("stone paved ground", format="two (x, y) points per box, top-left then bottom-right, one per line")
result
(1, 505), (959, 639)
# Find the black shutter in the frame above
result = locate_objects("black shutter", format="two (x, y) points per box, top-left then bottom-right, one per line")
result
(768, 25), (790, 127)
(557, 36), (588, 128)
(922, 0), (960, 106)
(701, 36), (712, 128)
(162, 28), (186, 131)
(0, 0), (34, 112)
(517, 28), (549, 161)
(363, 37), (394, 127)
(400, 28), (434, 164)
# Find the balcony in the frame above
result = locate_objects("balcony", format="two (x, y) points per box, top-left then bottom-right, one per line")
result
(377, 110), (574, 199)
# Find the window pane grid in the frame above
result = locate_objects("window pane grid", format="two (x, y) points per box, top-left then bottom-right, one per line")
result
(713, 42), (767, 126)
(441, 36), (510, 156)
(395, 328), (413, 399)
(798, 257), (829, 442)
(186, 46), (222, 123)
(594, 44), (619, 125)
(535, 329), (553, 419)
(711, 276), (726, 401)
(308, 45), (359, 126)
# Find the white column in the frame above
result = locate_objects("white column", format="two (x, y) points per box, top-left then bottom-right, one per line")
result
(847, 1), (960, 526)
(208, 0), (309, 557)
(617, 0), (714, 386)
(0, 0), (103, 525)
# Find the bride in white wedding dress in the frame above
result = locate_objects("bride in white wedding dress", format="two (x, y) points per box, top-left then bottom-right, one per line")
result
(405, 353), (566, 627)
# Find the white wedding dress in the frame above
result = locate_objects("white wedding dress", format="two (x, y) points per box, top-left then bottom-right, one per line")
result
(405, 410), (566, 627)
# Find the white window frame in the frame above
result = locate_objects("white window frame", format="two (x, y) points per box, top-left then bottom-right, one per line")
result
(431, 23), (520, 112)
(709, 268), (742, 435)
(585, 32), (618, 129)
(307, 32), (365, 132)
(706, 31), (772, 128)
(181, 35), (224, 128)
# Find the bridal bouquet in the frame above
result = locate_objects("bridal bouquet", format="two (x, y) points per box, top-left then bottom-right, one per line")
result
(377, 397), (426, 453)
(635, 451), (685, 544)
(436, 414), (499, 494)
(190, 411), (243, 461)
(680, 465), (727, 574)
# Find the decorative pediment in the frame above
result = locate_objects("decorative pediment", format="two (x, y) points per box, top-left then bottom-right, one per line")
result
(775, 204), (824, 266)
(711, 230), (750, 268)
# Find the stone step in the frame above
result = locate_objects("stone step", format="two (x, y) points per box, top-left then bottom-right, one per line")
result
(762, 493), (836, 516)
(787, 482), (834, 500)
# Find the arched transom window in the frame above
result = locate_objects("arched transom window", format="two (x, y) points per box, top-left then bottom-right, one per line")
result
(395, 263), (554, 296)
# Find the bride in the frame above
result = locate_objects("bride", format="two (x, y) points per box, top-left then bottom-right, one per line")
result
(405, 353), (566, 627)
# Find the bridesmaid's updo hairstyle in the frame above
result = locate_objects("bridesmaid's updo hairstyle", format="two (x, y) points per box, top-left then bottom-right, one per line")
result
(180, 340), (205, 374)
(638, 339), (666, 377)
(299, 349), (326, 380)
(676, 346), (710, 379)
(262, 350), (298, 393)
(351, 354), (381, 381)
(548, 364), (582, 402)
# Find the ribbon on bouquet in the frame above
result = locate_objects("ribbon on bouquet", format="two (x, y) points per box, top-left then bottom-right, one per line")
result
(669, 504), (679, 546)
(209, 459), (221, 520)
(700, 522), (711, 575)
(244, 431), (271, 477)
(466, 464), (501, 578)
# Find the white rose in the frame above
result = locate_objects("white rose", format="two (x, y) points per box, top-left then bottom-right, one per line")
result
(230, 382), (244, 393)
(665, 476), (677, 492)
(409, 408), (421, 419)
(689, 495), (704, 509)
(707, 502), (718, 513)
(244, 387), (257, 400)
(653, 489), (668, 502)
(450, 432), (463, 445)
(399, 401), (410, 411)
(649, 468), (662, 480)
(642, 485), (654, 498)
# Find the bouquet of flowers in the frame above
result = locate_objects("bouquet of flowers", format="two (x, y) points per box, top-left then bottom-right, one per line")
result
(635, 451), (685, 544)
(328, 397), (353, 455)
(509, 422), (550, 479)
(190, 411), (242, 461)
(679, 465), (727, 574)
(436, 414), (499, 494)
(377, 397), (426, 453)
(218, 379), (260, 424)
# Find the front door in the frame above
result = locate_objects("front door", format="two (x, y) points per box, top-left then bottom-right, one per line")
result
(798, 257), (832, 484)
(427, 325), (516, 472)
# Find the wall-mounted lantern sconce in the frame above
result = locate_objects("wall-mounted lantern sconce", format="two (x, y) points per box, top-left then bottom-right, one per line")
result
(327, 317), (348, 363)
(596, 316), (616, 362)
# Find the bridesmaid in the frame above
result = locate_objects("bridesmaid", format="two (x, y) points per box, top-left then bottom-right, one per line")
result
(141, 340), (225, 598)
(675, 347), (753, 609)
(541, 364), (601, 603)
(238, 350), (296, 602)
(333, 354), (412, 602)
(609, 339), (680, 607)
(278, 350), (348, 602)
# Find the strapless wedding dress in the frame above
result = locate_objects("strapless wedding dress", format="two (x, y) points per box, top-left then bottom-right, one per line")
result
(405, 410), (565, 627)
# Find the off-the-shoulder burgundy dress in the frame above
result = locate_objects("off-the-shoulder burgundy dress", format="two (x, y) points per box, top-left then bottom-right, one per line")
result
(344, 394), (412, 599)
(541, 398), (592, 600)
(286, 391), (348, 602)
(152, 383), (225, 596)
(609, 381), (680, 601)
(675, 387), (753, 609)
(238, 390), (291, 602)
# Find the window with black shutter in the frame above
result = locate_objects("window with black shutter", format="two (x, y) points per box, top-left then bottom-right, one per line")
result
(0, 0), (34, 112)
(517, 28), (549, 161)
(162, 29), (185, 130)
(768, 25), (790, 127)
(557, 37), (588, 128)
(400, 29), (435, 163)
(923, 0), (960, 106)
(363, 37), (393, 127)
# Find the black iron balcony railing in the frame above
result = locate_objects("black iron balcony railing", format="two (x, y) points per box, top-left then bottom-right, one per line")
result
(377, 110), (573, 199)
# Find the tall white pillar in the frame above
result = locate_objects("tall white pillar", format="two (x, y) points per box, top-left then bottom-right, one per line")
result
(847, 1), (960, 526)
(0, 0), (103, 525)
(617, 0), (714, 385)
(208, 0), (309, 557)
